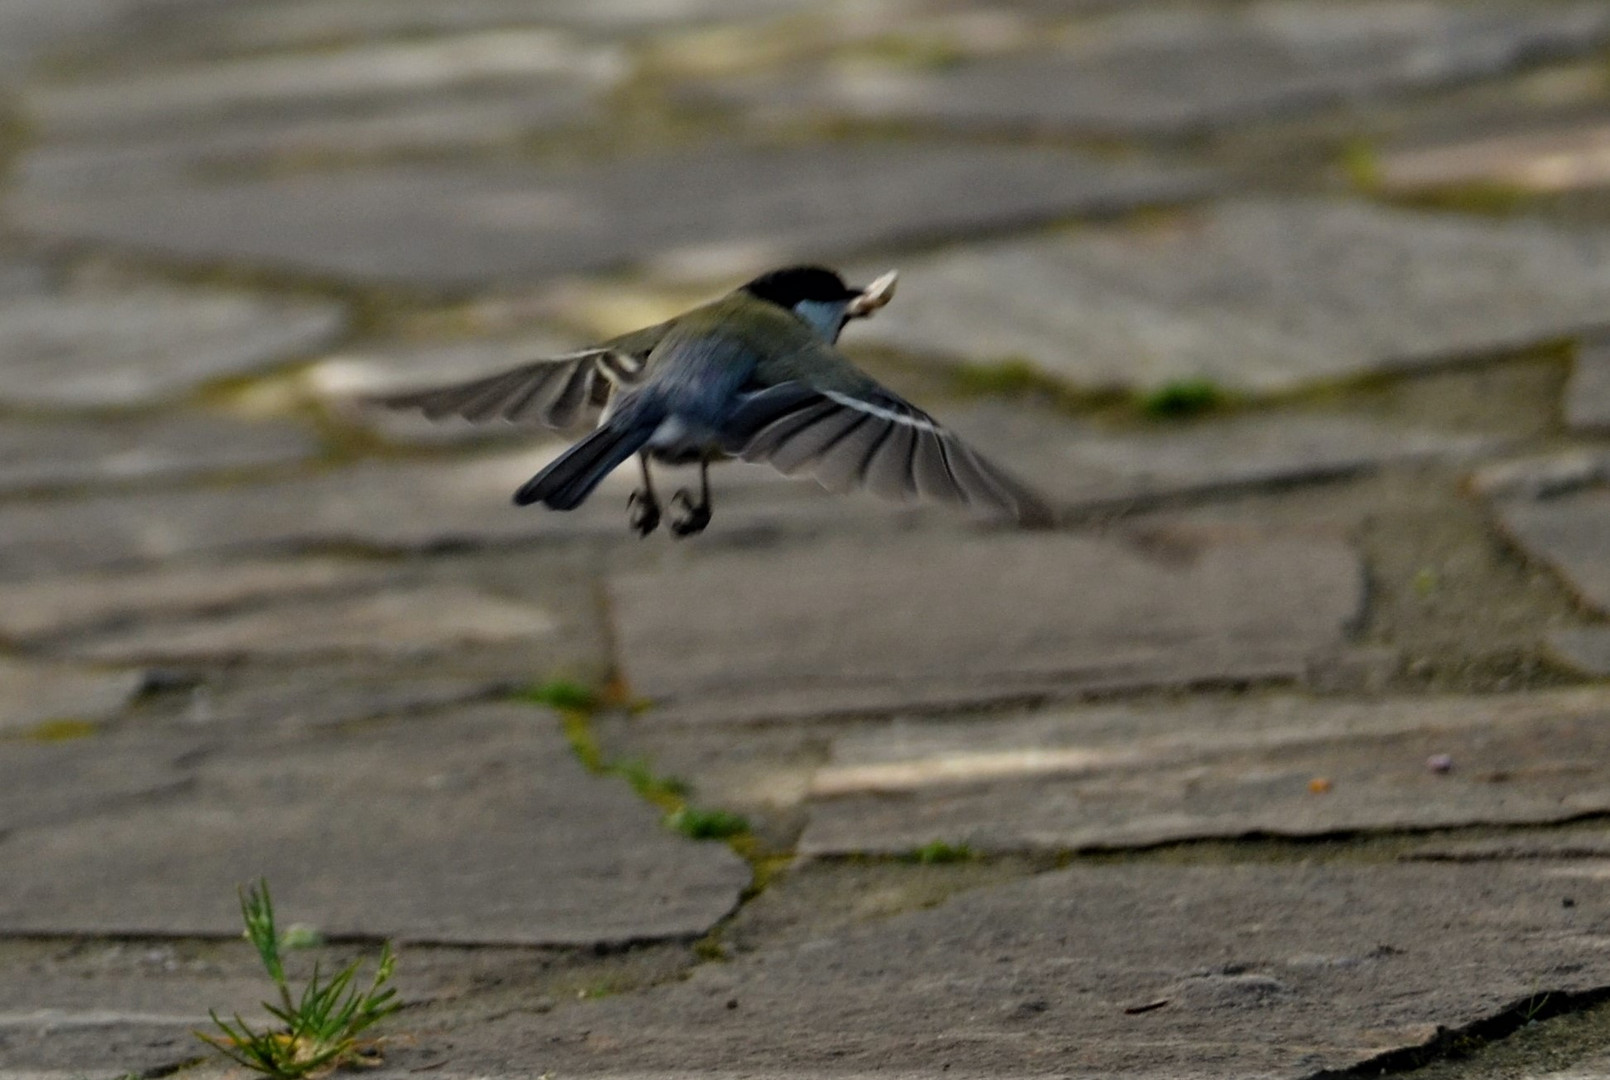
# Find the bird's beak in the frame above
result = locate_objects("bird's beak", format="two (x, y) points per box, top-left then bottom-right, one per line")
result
(847, 270), (898, 318)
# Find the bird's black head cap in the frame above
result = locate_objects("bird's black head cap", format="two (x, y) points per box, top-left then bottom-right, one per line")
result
(740, 266), (859, 311)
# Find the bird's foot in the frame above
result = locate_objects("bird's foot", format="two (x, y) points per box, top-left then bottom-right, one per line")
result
(627, 489), (661, 537)
(669, 489), (712, 538)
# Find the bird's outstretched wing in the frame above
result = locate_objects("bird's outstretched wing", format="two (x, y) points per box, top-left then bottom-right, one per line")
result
(370, 346), (649, 430)
(727, 380), (1054, 527)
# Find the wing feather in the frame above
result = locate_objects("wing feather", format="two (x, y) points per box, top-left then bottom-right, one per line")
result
(813, 415), (887, 494)
(741, 400), (840, 459)
(736, 382), (1053, 526)
(862, 419), (918, 500)
(767, 409), (868, 476)
(370, 347), (641, 430)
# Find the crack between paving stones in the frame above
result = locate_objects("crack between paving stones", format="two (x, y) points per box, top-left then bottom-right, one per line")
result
(555, 575), (785, 959)
(1309, 985), (1610, 1079)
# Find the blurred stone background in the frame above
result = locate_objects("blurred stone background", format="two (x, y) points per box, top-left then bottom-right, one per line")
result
(9, 1), (1610, 1077)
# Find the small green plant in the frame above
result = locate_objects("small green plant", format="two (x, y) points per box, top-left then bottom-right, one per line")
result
(1339, 139), (1383, 192)
(519, 678), (599, 712)
(903, 840), (975, 865)
(1138, 378), (1225, 419)
(666, 806), (750, 840)
(196, 879), (400, 1079)
(617, 757), (692, 804)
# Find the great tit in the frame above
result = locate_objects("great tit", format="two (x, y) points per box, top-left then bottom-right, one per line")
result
(375, 266), (1051, 536)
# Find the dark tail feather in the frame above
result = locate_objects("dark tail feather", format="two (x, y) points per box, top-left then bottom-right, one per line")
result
(515, 419), (655, 510)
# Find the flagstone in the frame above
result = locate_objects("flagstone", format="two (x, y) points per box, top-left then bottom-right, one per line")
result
(432, 858), (1610, 1077)
(0, 658), (142, 734)
(611, 530), (1363, 722)
(799, 688), (1610, 855)
(0, 413), (319, 494)
(689, 1), (1610, 138)
(0, 285), (346, 409)
(852, 199), (1610, 395)
(10, 143), (1210, 290)
(0, 705), (751, 944)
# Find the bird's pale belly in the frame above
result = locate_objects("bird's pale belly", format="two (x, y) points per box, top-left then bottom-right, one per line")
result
(643, 415), (729, 466)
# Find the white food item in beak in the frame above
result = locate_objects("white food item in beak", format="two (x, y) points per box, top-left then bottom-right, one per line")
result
(847, 270), (898, 317)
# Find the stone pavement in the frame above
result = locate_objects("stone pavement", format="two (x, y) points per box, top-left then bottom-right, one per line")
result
(8, 2), (1610, 1079)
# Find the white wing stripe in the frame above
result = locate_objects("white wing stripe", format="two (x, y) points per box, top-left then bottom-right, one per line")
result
(821, 390), (942, 434)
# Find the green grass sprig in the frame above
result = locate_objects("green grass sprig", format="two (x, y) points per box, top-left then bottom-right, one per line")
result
(196, 879), (400, 1079)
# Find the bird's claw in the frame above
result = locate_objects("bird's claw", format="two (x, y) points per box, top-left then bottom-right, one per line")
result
(669, 489), (711, 538)
(627, 489), (661, 537)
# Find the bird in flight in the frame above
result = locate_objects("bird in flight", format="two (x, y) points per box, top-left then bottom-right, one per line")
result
(374, 266), (1051, 537)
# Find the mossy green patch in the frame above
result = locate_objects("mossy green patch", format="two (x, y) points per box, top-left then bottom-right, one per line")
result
(1137, 378), (1226, 419)
(666, 806), (750, 840)
(532, 681), (752, 847)
(22, 719), (100, 742)
(519, 678), (600, 713)
(901, 841), (976, 865)
(616, 756), (692, 810)
(953, 359), (1057, 399)
(1395, 180), (1535, 217)
(1339, 139), (1383, 193)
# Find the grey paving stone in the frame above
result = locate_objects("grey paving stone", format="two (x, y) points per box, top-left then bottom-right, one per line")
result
(1406, 827), (1610, 861)
(1380, 120), (1610, 197)
(0, 0), (142, 76)
(0, 454), (572, 575)
(0, 658), (142, 734)
(951, 403), (1501, 511)
(71, 583), (560, 662)
(0, 1028), (199, 1077)
(692, 1), (1610, 138)
(0, 728), (197, 834)
(0, 941), (272, 1075)
(1517, 1054), (1610, 1080)
(0, 557), (395, 641)
(0, 285), (347, 408)
(21, 31), (623, 179)
(0, 704), (750, 943)
(852, 199), (1610, 395)
(800, 687), (1610, 855)
(27, 87), (609, 184)
(611, 531), (1362, 723)
(1567, 338), (1610, 433)
(1490, 483), (1610, 614)
(10, 143), (1210, 290)
(0, 552), (604, 676)
(1468, 449), (1609, 501)
(27, 30), (622, 137)
(436, 859), (1610, 1078)
(120, 0), (816, 58)
(0, 448), (938, 577)
(169, 664), (518, 731)
(1547, 627), (1610, 678)
(0, 412), (318, 494)
(0, 259), (48, 298)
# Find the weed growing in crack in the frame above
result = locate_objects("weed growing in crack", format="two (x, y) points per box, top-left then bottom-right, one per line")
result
(517, 678), (600, 713)
(529, 680), (752, 846)
(902, 840), (976, 865)
(1137, 378), (1225, 419)
(196, 879), (400, 1080)
(666, 806), (750, 840)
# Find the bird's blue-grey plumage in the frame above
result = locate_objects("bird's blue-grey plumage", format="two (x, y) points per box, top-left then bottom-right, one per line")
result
(374, 266), (1051, 535)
